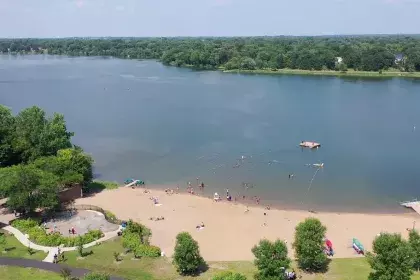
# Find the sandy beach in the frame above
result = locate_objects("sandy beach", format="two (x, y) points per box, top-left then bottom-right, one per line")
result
(76, 186), (420, 261)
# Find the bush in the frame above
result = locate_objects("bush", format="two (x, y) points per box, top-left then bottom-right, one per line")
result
(212, 271), (247, 280)
(11, 218), (103, 247)
(133, 244), (161, 258)
(409, 230), (420, 271)
(125, 219), (151, 244)
(252, 239), (291, 280)
(173, 232), (205, 275)
(293, 218), (328, 272)
(104, 210), (121, 224)
(122, 231), (141, 251)
(367, 233), (414, 280)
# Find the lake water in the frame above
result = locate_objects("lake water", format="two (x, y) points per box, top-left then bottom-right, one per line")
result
(1, 55), (420, 213)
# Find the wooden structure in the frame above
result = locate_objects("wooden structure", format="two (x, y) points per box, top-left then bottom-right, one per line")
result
(401, 200), (420, 216)
(300, 141), (321, 149)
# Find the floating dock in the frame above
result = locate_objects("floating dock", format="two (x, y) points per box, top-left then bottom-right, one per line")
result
(401, 200), (420, 216)
(300, 141), (321, 149)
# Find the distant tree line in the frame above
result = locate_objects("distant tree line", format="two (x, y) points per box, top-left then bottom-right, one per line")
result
(1, 36), (420, 72)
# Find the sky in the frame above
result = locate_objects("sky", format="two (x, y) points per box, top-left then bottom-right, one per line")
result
(0, 0), (419, 38)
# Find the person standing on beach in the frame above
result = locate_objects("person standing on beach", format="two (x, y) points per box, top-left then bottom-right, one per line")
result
(226, 188), (229, 196)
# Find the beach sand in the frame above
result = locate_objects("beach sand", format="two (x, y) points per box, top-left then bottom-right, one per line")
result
(76, 186), (420, 261)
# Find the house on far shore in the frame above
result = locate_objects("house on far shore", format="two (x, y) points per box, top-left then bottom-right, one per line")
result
(336, 57), (343, 64)
(395, 53), (404, 64)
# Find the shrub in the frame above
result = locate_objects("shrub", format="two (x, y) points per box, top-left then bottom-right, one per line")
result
(367, 233), (414, 280)
(409, 229), (420, 271)
(113, 251), (120, 262)
(212, 271), (247, 280)
(134, 244), (161, 258)
(252, 239), (290, 280)
(11, 218), (103, 247)
(122, 231), (141, 251)
(104, 210), (121, 224)
(293, 218), (328, 272)
(173, 232), (205, 275)
(125, 219), (151, 244)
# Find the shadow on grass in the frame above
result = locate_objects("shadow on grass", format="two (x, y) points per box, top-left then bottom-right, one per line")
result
(81, 250), (94, 258)
(83, 181), (119, 197)
(298, 258), (332, 275)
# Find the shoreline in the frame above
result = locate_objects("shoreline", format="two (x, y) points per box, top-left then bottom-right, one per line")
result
(77, 186), (420, 261)
(105, 182), (415, 216)
(4, 54), (420, 79)
(222, 68), (420, 79)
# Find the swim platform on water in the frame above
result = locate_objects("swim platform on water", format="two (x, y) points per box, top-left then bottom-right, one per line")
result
(300, 141), (321, 149)
(401, 200), (420, 216)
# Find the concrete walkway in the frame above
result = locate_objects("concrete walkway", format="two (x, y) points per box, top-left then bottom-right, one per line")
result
(2, 225), (121, 263)
(0, 257), (124, 280)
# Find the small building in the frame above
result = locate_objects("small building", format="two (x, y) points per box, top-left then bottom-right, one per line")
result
(336, 57), (343, 64)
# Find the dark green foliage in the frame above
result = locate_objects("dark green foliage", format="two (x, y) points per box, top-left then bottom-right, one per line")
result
(82, 272), (110, 280)
(0, 105), (93, 213)
(409, 230), (420, 271)
(121, 220), (159, 258)
(293, 218), (328, 272)
(367, 233), (414, 280)
(13, 106), (73, 163)
(173, 232), (206, 275)
(0, 105), (16, 167)
(212, 271), (247, 280)
(1, 165), (60, 213)
(252, 239), (290, 280)
(1, 36), (419, 72)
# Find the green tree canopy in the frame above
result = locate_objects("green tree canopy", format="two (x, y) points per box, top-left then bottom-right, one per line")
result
(173, 232), (206, 275)
(13, 106), (73, 163)
(33, 147), (93, 186)
(0, 164), (59, 213)
(293, 217), (328, 272)
(0, 105), (16, 167)
(367, 233), (414, 280)
(252, 239), (291, 280)
(409, 229), (420, 271)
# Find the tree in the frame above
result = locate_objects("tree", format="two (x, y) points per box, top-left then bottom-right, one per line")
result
(13, 106), (73, 163)
(0, 105), (16, 167)
(293, 218), (328, 272)
(83, 273), (110, 280)
(252, 239), (291, 280)
(212, 271), (247, 280)
(173, 232), (205, 275)
(33, 147), (93, 186)
(409, 230), (420, 271)
(367, 233), (414, 280)
(1, 165), (59, 213)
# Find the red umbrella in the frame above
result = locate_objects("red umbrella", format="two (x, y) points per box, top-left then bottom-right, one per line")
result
(326, 239), (333, 248)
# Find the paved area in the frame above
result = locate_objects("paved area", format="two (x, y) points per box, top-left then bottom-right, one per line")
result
(0, 257), (124, 280)
(46, 210), (119, 236)
(0, 209), (121, 263)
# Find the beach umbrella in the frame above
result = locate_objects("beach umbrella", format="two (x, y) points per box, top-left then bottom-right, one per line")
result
(326, 239), (333, 248)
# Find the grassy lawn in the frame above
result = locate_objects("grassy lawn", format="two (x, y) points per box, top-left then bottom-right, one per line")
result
(0, 230), (47, 260)
(0, 266), (61, 280)
(61, 237), (420, 280)
(86, 180), (119, 192)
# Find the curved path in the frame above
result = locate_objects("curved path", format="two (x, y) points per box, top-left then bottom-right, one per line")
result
(1, 224), (121, 263)
(0, 257), (124, 280)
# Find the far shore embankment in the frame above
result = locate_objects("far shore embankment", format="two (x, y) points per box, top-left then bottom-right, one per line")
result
(76, 186), (420, 261)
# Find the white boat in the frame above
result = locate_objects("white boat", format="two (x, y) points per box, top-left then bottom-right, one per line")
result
(313, 163), (324, 168)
